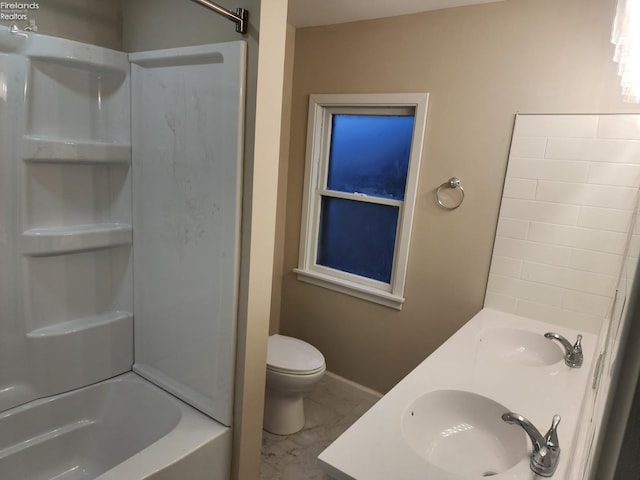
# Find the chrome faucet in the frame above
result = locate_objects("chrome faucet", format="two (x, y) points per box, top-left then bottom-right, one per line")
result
(502, 413), (561, 477)
(544, 332), (583, 368)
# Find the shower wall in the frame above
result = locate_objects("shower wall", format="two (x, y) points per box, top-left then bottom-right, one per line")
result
(0, 28), (133, 412)
(1, 26), (245, 434)
(130, 42), (245, 427)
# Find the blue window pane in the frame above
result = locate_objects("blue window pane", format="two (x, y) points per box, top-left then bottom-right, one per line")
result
(327, 114), (415, 200)
(317, 196), (398, 283)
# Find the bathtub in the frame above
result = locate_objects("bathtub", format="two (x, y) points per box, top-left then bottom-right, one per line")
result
(0, 373), (231, 480)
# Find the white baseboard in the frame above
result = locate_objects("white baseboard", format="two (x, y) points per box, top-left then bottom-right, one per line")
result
(324, 370), (384, 399)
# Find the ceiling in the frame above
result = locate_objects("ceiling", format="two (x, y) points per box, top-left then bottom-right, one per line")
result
(287, 0), (504, 28)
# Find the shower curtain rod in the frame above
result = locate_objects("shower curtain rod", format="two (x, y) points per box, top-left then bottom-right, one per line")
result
(189, 0), (249, 34)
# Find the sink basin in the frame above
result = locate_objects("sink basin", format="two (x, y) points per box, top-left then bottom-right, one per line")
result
(477, 327), (565, 366)
(402, 390), (526, 477)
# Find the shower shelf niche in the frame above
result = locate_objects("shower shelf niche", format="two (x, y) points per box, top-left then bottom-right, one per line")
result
(27, 40), (129, 76)
(21, 224), (132, 256)
(22, 136), (131, 164)
(24, 308), (133, 399)
(26, 311), (132, 338)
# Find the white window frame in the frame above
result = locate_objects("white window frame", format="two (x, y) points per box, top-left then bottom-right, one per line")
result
(294, 93), (429, 310)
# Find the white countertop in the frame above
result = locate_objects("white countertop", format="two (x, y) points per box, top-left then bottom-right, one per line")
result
(318, 308), (598, 480)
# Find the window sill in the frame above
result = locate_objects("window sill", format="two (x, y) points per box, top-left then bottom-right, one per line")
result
(294, 268), (405, 310)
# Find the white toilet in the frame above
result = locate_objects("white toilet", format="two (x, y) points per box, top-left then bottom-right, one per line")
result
(264, 334), (326, 435)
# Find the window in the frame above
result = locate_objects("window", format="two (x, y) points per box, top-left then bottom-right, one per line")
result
(295, 93), (429, 309)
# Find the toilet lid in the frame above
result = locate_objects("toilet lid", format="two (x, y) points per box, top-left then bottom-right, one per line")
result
(267, 334), (325, 374)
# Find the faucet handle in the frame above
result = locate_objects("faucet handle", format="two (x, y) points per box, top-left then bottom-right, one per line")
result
(544, 414), (561, 449)
(574, 335), (583, 353)
(569, 335), (583, 368)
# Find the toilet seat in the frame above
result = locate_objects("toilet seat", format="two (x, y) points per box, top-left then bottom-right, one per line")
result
(267, 334), (325, 375)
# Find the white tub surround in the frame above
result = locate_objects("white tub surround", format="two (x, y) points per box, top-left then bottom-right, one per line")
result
(0, 26), (133, 413)
(130, 41), (245, 427)
(318, 308), (597, 480)
(0, 24), (245, 479)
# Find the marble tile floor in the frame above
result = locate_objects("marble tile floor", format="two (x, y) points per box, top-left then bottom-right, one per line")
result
(259, 372), (381, 480)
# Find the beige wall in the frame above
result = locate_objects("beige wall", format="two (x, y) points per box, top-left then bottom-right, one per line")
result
(0, 0), (122, 49)
(122, 0), (257, 51)
(233, 0), (289, 477)
(279, 0), (640, 393)
(270, 23), (296, 335)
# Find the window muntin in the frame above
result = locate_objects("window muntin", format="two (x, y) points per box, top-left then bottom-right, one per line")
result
(296, 93), (429, 310)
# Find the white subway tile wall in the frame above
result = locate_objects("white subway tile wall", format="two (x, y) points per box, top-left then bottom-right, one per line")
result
(485, 114), (640, 333)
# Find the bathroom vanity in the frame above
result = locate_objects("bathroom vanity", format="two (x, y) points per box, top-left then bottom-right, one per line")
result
(318, 308), (597, 479)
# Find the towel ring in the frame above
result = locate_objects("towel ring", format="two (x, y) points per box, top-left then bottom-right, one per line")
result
(436, 177), (465, 210)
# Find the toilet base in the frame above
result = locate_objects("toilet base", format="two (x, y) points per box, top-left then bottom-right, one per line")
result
(263, 390), (305, 435)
